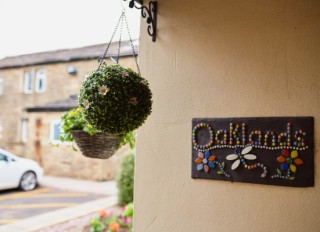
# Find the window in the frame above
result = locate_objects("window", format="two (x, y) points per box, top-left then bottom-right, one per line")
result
(35, 70), (46, 93)
(0, 74), (3, 95)
(50, 120), (61, 143)
(0, 153), (7, 162)
(21, 119), (28, 143)
(23, 71), (33, 94)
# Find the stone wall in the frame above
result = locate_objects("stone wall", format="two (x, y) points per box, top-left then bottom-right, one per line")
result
(27, 111), (129, 180)
(0, 57), (135, 154)
(0, 56), (136, 180)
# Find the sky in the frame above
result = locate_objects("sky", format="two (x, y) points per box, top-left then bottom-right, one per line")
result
(0, 0), (140, 59)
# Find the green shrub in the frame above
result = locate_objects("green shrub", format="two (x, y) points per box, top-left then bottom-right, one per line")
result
(116, 151), (135, 205)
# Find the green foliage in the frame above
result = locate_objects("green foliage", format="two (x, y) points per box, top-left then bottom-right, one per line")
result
(89, 203), (134, 232)
(90, 218), (105, 232)
(59, 107), (97, 143)
(59, 107), (136, 150)
(116, 151), (135, 205)
(79, 64), (152, 135)
(117, 131), (136, 150)
(123, 203), (134, 218)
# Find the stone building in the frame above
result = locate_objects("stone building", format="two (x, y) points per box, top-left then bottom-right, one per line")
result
(0, 41), (138, 180)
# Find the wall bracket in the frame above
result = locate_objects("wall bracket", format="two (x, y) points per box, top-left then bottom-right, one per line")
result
(124, 0), (157, 42)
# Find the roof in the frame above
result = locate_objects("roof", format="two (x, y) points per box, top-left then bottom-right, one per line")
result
(26, 95), (78, 112)
(0, 40), (138, 69)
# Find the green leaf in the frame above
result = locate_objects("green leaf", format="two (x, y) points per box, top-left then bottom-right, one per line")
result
(277, 169), (282, 175)
(123, 202), (134, 217)
(105, 216), (117, 225)
(217, 171), (224, 175)
(289, 176), (295, 181)
(72, 144), (78, 151)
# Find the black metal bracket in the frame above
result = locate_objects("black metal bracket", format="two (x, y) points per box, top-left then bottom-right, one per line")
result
(124, 0), (157, 42)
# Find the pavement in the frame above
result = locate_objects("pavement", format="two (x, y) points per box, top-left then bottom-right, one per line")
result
(0, 176), (117, 232)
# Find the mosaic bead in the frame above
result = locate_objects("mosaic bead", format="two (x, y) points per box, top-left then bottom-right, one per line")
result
(282, 149), (290, 157)
(204, 164), (209, 173)
(290, 164), (296, 173)
(198, 152), (204, 159)
(195, 158), (202, 164)
(208, 162), (215, 168)
(281, 163), (289, 171)
(197, 164), (204, 171)
(294, 158), (303, 165)
(231, 159), (241, 170)
(291, 150), (298, 159)
(277, 156), (286, 163)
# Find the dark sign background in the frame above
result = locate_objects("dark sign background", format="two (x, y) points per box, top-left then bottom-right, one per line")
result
(191, 117), (314, 187)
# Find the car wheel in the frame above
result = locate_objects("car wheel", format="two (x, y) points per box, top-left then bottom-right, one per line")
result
(19, 171), (37, 191)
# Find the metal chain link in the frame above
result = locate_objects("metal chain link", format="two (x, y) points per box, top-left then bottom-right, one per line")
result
(98, 10), (140, 75)
(123, 12), (141, 75)
(98, 12), (125, 69)
(116, 14), (124, 64)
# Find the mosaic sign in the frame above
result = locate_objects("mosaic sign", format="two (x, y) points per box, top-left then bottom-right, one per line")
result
(191, 117), (314, 187)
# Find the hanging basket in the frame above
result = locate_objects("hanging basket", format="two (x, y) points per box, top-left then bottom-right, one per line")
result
(78, 11), (152, 135)
(71, 130), (121, 159)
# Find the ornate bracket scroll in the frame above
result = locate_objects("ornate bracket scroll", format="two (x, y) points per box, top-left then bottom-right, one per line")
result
(124, 0), (157, 42)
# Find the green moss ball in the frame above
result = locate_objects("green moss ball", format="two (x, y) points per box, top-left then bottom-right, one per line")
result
(79, 65), (152, 134)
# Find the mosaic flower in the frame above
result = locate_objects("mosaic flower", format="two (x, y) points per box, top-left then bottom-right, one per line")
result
(99, 85), (109, 95)
(226, 146), (257, 170)
(195, 151), (216, 173)
(128, 97), (138, 105)
(82, 100), (90, 109)
(277, 149), (303, 173)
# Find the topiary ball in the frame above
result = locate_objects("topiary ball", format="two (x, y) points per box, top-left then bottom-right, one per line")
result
(78, 65), (152, 135)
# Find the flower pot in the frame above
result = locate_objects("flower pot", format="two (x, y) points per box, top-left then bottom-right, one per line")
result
(71, 130), (120, 159)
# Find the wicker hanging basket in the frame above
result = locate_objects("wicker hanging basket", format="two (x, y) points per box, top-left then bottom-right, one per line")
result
(71, 130), (120, 159)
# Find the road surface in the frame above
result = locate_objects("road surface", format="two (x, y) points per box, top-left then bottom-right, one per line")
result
(0, 187), (105, 225)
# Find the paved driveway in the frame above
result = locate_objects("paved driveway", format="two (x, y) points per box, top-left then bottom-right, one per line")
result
(0, 187), (105, 225)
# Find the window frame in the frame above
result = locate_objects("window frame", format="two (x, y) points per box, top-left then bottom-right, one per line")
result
(50, 120), (61, 144)
(35, 69), (46, 93)
(23, 71), (33, 94)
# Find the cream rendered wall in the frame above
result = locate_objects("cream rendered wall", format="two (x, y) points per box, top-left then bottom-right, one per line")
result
(135, 0), (320, 231)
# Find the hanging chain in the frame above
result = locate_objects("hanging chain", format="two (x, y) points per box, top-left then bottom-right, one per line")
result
(123, 12), (140, 75)
(98, 10), (140, 75)
(116, 14), (124, 64)
(98, 12), (125, 69)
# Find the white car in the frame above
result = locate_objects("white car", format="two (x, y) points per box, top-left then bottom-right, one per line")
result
(0, 149), (44, 191)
